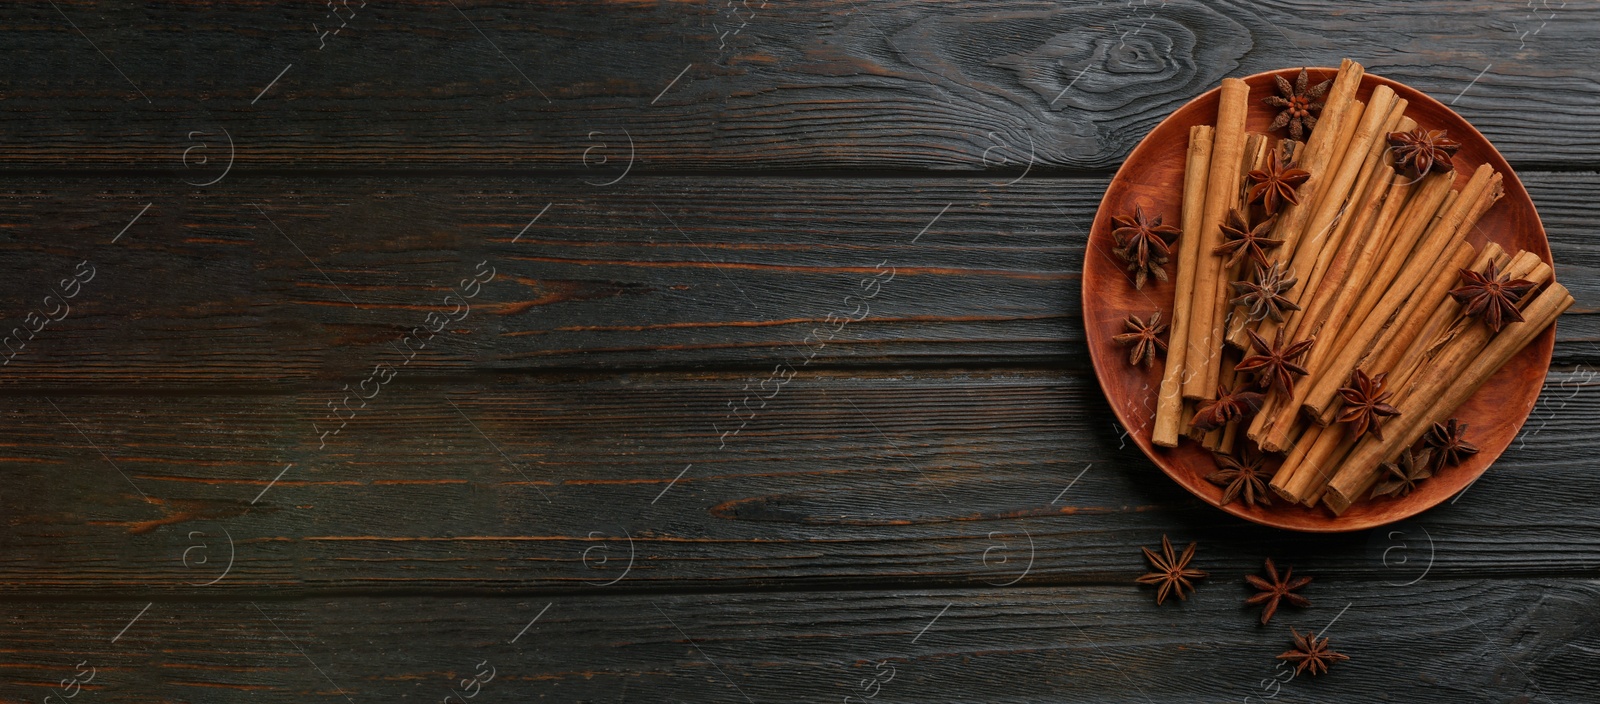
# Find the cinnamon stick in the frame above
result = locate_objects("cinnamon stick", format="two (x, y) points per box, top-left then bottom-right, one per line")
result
(1153, 125), (1216, 448)
(1208, 134), (1270, 380)
(1183, 78), (1250, 401)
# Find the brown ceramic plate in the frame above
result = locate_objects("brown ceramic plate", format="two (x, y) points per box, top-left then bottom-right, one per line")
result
(1084, 67), (1555, 532)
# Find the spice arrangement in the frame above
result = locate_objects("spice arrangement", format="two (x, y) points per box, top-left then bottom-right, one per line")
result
(1137, 538), (1343, 676)
(1109, 59), (1571, 517)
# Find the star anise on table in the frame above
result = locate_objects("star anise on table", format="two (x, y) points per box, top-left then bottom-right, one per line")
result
(1450, 260), (1537, 333)
(1136, 535), (1208, 605)
(1371, 446), (1433, 499)
(1388, 128), (1462, 175)
(1206, 448), (1273, 508)
(1336, 369), (1401, 440)
(1235, 329), (1314, 396)
(1215, 208), (1283, 271)
(1425, 418), (1480, 471)
(1230, 261), (1300, 323)
(1247, 151), (1311, 215)
(1263, 68), (1333, 141)
(1112, 312), (1169, 368)
(1276, 627), (1349, 676)
(1245, 558), (1311, 625)
(1191, 384), (1267, 432)
(1111, 205), (1182, 290)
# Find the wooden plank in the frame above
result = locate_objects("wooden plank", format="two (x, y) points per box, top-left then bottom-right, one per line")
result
(3, 368), (1597, 595)
(3, 2), (1599, 170)
(0, 174), (1594, 386)
(1, 580), (1595, 702)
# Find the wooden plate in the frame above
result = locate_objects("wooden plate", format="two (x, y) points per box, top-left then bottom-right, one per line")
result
(1084, 67), (1555, 532)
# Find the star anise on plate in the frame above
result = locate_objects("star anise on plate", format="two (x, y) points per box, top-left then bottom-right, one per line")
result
(1247, 151), (1311, 215)
(1215, 208), (1283, 271)
(1337, 370), (1401, 440)
(1245, 558), (1311, 626)
(1206, 449), (1272, 508)
(1263, 68), (1332, 141)
(1235, 329), (1314, 396)
(1425, 418), (1480, 471)
(1388, 128), (1462, 175)
(1191, 384), (1267, 432)
(1111, 205), (1181, 290)
(1231, 261), (1300, 323)
(1136, 535), (1208, 605)
(1371, 446), (1433, 499)
(1112, 312), (1169, 368)
(1277, 627), (1349, 676)
(1450, 260), (1537, 333)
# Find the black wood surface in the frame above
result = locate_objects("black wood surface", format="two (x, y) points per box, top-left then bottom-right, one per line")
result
(3, 2), (1598, 703)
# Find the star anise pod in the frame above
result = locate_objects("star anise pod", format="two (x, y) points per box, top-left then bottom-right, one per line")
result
(1111, 205), (1181, 290)
(1276, 627), (1349, 676)
(1450, 260), (1537, 333)
(1215, 208), (1283, 271)
(1245, 558), (1311, 625)
(1336, 370), (1400, 440)
(1263, 68), (1332, 141)
(1388, 128), (1461, 175)
(1247, 151), (1311, 215)
(1206, 449), (1272, 508)
(1371, 446), (1433, 499)
(1235, 329), (1314, 396)
(1136, 535), (1207, 605)
(1230, 261), (1300, 323)
(1111, 312), (1169, 368)
(1424, 418), (1480, 472)
(1191, 383), (1267, 432)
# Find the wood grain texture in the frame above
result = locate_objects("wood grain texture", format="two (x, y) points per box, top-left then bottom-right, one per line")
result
(2, 580), (1596, 702)
(0, 174), (1594, 387)
(3, 1), (1599, 170)
(3, 369), (1597, 596)
(4, 3), (1599, 701)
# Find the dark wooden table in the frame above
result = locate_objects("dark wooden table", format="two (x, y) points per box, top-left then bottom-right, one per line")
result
(3, 2), (1597, 702)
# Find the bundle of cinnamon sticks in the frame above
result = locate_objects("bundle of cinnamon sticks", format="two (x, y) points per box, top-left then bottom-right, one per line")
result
(1141, 59), (1569, 516)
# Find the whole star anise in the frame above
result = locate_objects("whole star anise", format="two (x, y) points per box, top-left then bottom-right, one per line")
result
(1112, 312), (1169, 368)
(1336, 370), (1400, 440)
(1371, 446), (1433, 499)
(1277, 627), (1349, 676)
(1388, 128), (1461, 175)
(1245, 558), (1311, 625)
(1235, 329), (1314, 396)
(1247, 151), (1311, 215)
(1111, 205), (1181, 290)
(1215, 208), (1283, 271)
(1425, 418), (1480, 471)
(1231, 261), (1300, 323)
(1263, 68), (1332, 141)
(1206, 449), (1272, 508)
(1450, 260), (1537, 333)
(1136, 535), (1208, 605)
(1191, 383), (1267, 432)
